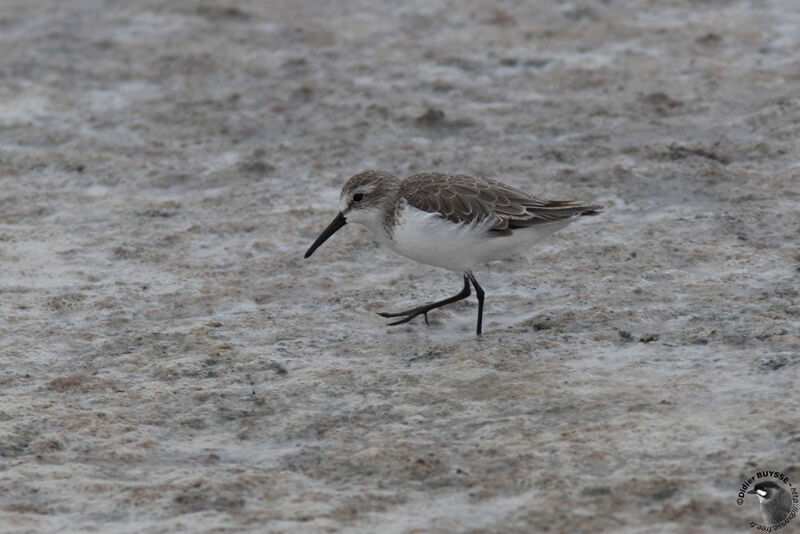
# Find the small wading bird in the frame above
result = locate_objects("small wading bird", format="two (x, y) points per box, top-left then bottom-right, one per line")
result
(304, 170), (601, 335)
(747, 481), (793, 526)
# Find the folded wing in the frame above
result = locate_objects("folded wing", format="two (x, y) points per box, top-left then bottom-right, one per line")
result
(400, 173), (601, 234)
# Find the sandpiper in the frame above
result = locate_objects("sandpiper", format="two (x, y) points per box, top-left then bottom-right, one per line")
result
(304, 170), (601, 335)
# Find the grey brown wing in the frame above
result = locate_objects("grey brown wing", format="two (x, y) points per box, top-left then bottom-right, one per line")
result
(399, 173), (498, 226)
(400, 173), (602, 233)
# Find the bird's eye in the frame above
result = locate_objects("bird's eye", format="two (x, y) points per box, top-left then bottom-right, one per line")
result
(353, 193), (364, 202)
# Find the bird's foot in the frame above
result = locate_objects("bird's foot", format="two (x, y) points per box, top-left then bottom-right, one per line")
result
(377, 306), (432, 327)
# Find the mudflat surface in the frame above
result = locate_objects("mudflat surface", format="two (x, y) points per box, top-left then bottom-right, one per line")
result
(1, 1), (799, 532)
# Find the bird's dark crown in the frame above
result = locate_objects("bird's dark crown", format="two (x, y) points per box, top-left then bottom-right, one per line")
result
(751, 480), (784, 497)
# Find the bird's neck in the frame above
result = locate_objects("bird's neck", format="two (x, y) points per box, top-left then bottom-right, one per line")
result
(381, 188), (407, 241)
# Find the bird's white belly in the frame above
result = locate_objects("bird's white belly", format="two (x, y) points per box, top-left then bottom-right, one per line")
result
(381, 205), (573, 272)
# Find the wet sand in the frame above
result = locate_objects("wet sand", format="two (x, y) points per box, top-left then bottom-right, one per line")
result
(0, 1), (799, 532)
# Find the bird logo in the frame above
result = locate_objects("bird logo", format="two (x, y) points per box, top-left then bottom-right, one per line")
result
(747, 480), (794, 527)
(737, 472), (799, 530)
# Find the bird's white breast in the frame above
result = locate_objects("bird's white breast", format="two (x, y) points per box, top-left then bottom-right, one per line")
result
(376, 203), (574, 272)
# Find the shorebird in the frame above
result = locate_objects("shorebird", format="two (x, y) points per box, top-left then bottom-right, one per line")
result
(747, 481), (793, 526)
(304, 170), (601, 335)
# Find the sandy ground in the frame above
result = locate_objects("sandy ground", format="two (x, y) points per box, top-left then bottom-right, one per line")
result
(1, 0), (799, 532)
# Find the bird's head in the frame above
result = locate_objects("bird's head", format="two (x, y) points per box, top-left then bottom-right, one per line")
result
(747, 481), (784, 502)
(304, 170), (399, 258)
(337, 170), (399, 226)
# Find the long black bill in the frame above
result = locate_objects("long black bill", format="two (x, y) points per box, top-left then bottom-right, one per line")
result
(304, 212), (347, 258)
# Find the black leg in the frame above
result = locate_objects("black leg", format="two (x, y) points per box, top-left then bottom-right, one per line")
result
(466, 272), (484, 335)
(378, 275), (471, 326)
